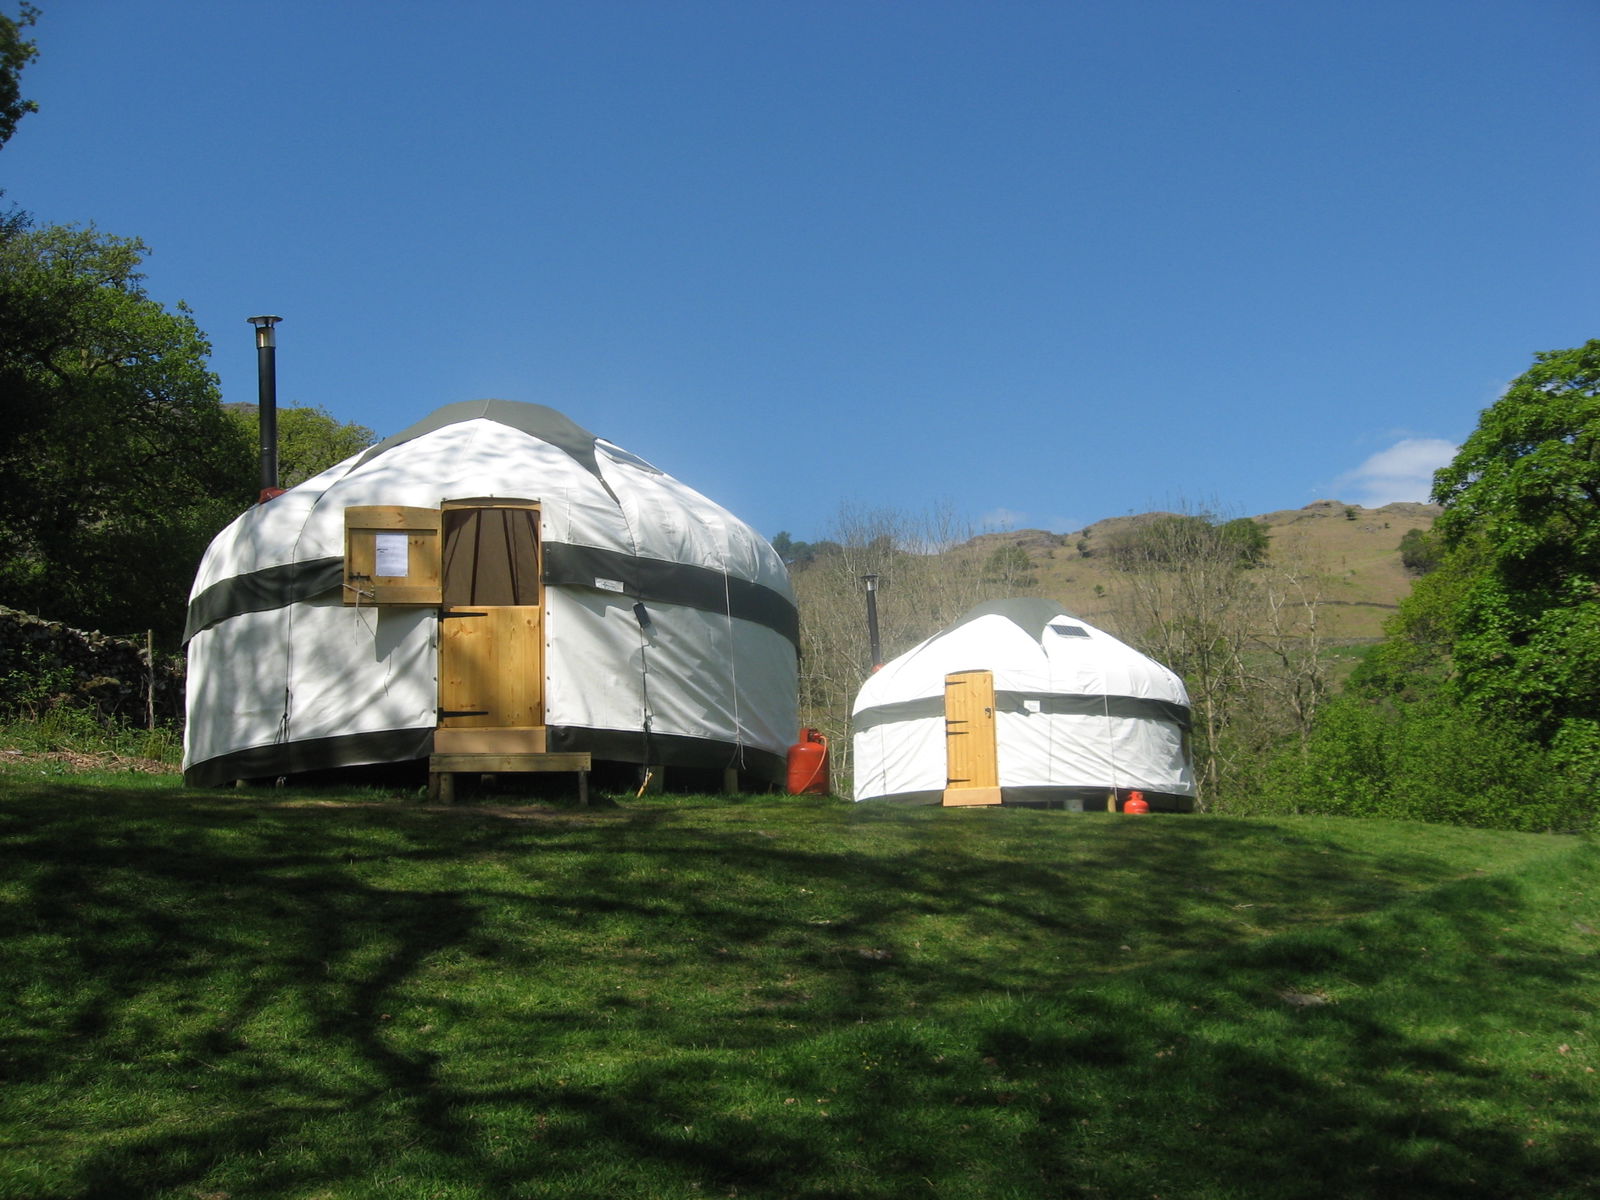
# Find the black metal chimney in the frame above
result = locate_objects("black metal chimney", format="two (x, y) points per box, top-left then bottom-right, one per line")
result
(247, 315), (282, 501)
(862, 573), (882, 671)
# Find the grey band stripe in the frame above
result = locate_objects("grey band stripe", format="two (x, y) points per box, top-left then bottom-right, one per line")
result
(183, 724), (785, 788)
(544, 724), (785, 784)
(184, 544), (799, 648)
(541, 543), (798, 647)
(184, 557), (345, 643)
(853, 690), (1191, 735)
(183, 726), (436, 787)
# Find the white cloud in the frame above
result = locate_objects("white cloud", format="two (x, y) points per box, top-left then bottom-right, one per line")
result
(1334, 437), (1458, 507)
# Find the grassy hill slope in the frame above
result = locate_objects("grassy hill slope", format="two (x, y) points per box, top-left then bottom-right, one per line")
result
(967, 498), (1439, 644)
(2, 778), (1595, 1199)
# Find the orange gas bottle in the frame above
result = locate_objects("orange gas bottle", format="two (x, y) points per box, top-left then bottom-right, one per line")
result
(786, 728), (831, 795)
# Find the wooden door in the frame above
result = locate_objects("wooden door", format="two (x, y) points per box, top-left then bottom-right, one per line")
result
(943, 669), (1002, 806)
(437, 501), (544, 735)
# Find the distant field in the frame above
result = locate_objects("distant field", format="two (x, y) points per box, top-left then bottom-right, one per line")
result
(2, 774), (1595, 1199)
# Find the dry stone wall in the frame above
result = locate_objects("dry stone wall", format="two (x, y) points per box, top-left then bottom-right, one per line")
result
(0, 607), (184, 724)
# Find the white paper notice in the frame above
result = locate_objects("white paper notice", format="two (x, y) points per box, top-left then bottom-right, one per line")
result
(375, 532), (409, 577)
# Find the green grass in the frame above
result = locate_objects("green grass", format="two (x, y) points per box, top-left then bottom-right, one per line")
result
(1, 775), (1597, 1199)
(0, 706), (182, 766)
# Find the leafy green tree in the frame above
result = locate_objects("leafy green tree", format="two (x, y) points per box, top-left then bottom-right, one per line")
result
(0, 222), (255, 641)
(770, 530), (806, 563)
(1348, 538), (1480, 705)
(0, 3), (38, 152)
(1218, 517), (1270, 565)
(1397, 526), (1441, 575)
(1434, 340), (1600, 559)
(1428, 340), (1600, 759)
(1107, 513), (1269, 569)
(770, 531), (840, 569)
(981, 543), (1035, 587)
(224, 403), (374, 488)
(1306, 340), (1600, 830)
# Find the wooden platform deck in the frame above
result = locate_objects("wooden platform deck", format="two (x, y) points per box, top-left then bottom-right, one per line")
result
(426, 750), (592, 805)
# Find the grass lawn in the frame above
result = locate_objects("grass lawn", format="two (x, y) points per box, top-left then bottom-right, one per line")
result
(1, 771), (1596, 1199)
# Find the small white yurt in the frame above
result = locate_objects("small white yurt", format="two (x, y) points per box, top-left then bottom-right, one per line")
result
(184, 400), (798, 789)
(851, 598), (1194, 810)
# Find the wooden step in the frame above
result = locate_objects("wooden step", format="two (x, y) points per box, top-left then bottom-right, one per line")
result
(427, 750), (592, 806)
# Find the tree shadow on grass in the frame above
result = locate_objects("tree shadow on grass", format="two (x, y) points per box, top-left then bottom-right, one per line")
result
(0, 783), (1594, 1198)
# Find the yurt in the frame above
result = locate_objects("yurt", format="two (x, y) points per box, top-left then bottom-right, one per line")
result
(851, 598), (1194, 810)
(183, 400), (798, 789)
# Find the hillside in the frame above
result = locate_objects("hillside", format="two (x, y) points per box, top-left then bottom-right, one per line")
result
(966, 498), (1439, 644)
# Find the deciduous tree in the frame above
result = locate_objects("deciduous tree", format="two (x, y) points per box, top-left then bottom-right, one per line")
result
(1428, 339), (1600, 769)
(1292, 340), (1600, 830)
(1109, 509), (1326, 808)
(0, 223), (255, 641)
(225, 403), (375, 488)
(0, 3), (38, 152)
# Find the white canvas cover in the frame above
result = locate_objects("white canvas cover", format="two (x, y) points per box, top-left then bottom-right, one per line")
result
(851, 598), (1194, 808)
(184, 400), (798, 786)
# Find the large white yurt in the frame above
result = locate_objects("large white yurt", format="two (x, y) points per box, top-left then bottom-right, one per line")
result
(183, 400), (798, 788)
(851, 598), (1194, 810)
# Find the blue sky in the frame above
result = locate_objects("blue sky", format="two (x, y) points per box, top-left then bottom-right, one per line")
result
(6, 1), (1597, 541)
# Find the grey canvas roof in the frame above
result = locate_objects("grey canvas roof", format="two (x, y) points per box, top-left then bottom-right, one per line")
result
(356, 399), (607, 482)
(950, 597), (1083, 640)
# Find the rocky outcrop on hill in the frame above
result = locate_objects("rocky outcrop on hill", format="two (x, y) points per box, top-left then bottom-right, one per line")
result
(1257, 498), (1442, 524)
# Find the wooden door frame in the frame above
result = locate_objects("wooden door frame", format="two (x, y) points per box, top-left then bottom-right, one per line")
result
(436, 499), (546, 744)
(942, 668), (1002, 806)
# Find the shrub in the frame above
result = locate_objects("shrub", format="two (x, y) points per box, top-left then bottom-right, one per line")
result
(1264, 695), (1588, 832)
(1398, 527), (1442, 575)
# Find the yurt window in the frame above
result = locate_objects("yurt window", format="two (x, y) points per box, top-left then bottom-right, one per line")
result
(442, 504), (541, 607)
(342, 506), (442, 605)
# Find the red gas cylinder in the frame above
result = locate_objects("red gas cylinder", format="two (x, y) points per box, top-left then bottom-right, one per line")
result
(1123, 790), (1150, 814)
(786, 728), (831, 795)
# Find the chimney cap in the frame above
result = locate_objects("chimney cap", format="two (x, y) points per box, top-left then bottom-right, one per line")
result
(247, 314), (282, 349)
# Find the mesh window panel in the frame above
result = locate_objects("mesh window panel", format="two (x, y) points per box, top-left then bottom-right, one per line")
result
(443, 508), (539, 606)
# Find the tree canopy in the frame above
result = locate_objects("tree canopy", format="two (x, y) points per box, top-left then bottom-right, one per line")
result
(1429, 341), (1600, 762)
(770, 531), (841, 568)
(1106, 513), (1270, 569)
(0, 221), (255, 641)
(1348, 339), (1600, 803)
(1433, 340), (1600, 568)
(1397, 527), (1441, 576)
(224, 403), (375, 489)
(0, 3), (37, 152)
